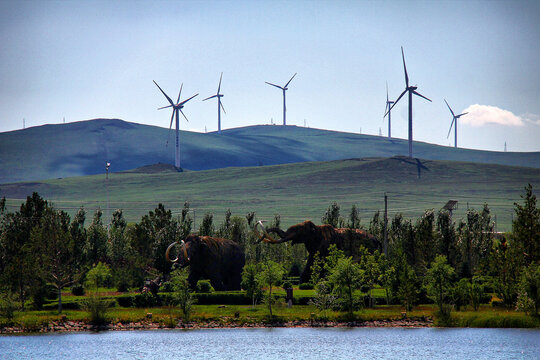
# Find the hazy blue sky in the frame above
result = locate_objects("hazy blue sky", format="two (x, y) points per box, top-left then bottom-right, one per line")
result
(1, 0), (539, 152)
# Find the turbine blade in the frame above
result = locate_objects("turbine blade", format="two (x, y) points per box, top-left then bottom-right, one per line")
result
(265, 81), (283, 90)
(444, 99), (456, 117)
(447, 118), (455, 139)
(203, 94), (218, 101)
(218, 72), (223, 93)
(180, 93), (199, 105)
(169, 110), (175, 130)
(401, 47), (409, 87)
(158, 104), (174, 110)
(176, 83), (183, 104)
(153, 80), (175, 106)
(457, 112), (468, 117)
(285, 73), (297, 88)
(180, 109), (189, 122)
(412, 90), (431, 102)
(385, 89), (407, 117)
(220, 100), (226, 114)
(386, 81), (389, 102)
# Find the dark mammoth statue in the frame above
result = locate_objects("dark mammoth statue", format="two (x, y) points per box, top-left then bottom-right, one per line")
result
(166, 234), (245, 291)
(256, 220), (380, 284)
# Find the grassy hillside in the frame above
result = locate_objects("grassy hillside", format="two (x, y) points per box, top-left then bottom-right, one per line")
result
(2, 156), (539, 232)
(1, 118), (539, 184)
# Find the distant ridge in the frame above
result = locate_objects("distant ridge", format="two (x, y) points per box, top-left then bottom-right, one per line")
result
(1, 118), (539, 183)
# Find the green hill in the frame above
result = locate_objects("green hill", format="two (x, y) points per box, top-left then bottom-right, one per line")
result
(1, 118), (539, 184)
(2, 156), (539, 232)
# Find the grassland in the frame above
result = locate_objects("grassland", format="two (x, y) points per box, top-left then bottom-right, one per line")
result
(2, 156), (540, 232)
(1, 118), (539, 184)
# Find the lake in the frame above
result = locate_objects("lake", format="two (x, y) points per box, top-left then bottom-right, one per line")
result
(1, 328), (539, 359)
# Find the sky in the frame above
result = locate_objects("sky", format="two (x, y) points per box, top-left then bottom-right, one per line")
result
(1, 0), (539, 152)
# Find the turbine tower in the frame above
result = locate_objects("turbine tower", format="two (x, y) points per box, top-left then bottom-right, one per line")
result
(386, 47), (431, 158)
(265, 73), (296, 126)
(203, 72), (225, 134)
(153, 80), (198, 169)
(444, 99), (468, 148)
(384, 82), (394, 139)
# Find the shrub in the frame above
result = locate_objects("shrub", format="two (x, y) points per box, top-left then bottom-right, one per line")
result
(116, 295), (134, 308)
(82, 294), (113, 325)
(133, 292), (160, 308)
(159, 281), (174, 293)
(71, 284), (85, 296)
(299, 283), (314, 290)
(282, 281), (293, 291)
(196, 280), (215, 293)
(0, 291), (18, 322)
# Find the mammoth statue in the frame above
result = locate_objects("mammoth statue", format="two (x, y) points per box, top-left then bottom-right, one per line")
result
(256, 220), (380, 284)
(166, 234), (245, 291)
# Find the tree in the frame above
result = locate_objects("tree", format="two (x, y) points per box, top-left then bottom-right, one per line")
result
(436, 210), (457, 269)
(170, 267), (194, 321)
(322, 201), (343, 228)
(85, 209), (108, 265)
(426, 255), (455, 316)
(309, 281), (338, 318)
(69, 207), (86, 269)
(414, 210), (436, 275)
(199, 212), (215, 236)
(347, 204), (361, 229)
(260, 260), (285, 317)
(85, 262), (112, 290)
(359, 247), (382, 307)
(491, 238), (523, 308)
(32, 207), (77, 313)
(395, 253), (419, 311)
(513, 184), (540, 264)
(328, 256), (363, 318)
(178, 201), (192, 239)
(241, 263), (263, 307)
(520, 262), (540, 315)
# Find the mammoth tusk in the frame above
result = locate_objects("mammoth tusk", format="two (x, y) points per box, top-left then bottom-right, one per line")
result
(166, 240), (190, 263)
(165, 241), (179, 263)
(255, 220), (273, 244)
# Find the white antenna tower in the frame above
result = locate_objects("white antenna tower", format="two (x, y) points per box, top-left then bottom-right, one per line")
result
(504, 141), (507, 152)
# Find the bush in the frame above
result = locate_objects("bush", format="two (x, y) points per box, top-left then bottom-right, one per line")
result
(0, 291), (18, 321)
(71, 284), (85, 296)
(282, 281), (293, 291)
(196, 280), (215, 293)
(299, 283), (314, 290)
(82, 295), (114, 325)
(159, 282), (174, 293)
(133, 292), (160, 308)
(117, 295), (134, 308)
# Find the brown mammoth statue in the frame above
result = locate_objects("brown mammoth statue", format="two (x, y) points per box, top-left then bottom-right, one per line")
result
(256, 220), (380, 284)
(166, 234), (245, 291)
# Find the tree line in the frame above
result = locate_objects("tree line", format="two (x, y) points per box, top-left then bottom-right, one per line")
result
(0, 184), (538, 318)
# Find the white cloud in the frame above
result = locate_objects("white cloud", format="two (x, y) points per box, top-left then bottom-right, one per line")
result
(520, 113), (540, 126)
(461, 104), (525, 127)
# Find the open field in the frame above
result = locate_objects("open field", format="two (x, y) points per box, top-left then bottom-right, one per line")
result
(2, 156), (539, 231)
(1, 119), (539, 183)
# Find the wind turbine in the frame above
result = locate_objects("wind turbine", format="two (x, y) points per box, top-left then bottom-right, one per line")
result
(265, 73), (296, 126)
(153, 80), (198, 169)
(386, 47), (431, 158)
(203, 72), (225, 134)
(444, 99), (468, 148)
(384, 81), (394, 139)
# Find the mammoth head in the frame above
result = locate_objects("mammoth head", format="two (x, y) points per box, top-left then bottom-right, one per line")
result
(255, 220), (317, 245)
(165, 240), (190, 266)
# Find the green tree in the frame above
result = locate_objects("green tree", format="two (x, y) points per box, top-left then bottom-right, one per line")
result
(520, 262), (540, 315)
(426, 255), (455, 315)
(260, 260), (285, 317)
(359, 247), (382, 308)
(513, 184), (540, 264)
(170, 267), (195, 321)
(322, 201), (343, 228)
(436, 209), (457, 269)
(32, 207), (77, 313)
(491, 238), (523, 308)
(217, 208), (232, 238)
(395, 254), (419, 311)
(69, 207), (87, 269)
(328, 256), (363, 318)
(309, 281), (338, 318)
(414, 209), (436, 276)
(241, 263), (263, 307)
(178, 201), (193, 239)
(85, 209), (108, 265)
(85, 262), (112, 290)
(470, 276), (485, 311)
(199, 212), (215, 236)
(347, 204), (361, 229)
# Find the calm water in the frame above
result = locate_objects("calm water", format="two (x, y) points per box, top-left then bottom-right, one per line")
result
(1, 328), (539, 360)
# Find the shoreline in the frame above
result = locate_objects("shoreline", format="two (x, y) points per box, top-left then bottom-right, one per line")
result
(0, 318), (433, 335)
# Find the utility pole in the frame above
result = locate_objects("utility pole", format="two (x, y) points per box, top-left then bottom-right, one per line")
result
(383, 193), (388, 256)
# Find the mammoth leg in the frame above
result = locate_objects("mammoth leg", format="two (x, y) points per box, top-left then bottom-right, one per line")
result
(188, 271), (201, 290)
(301, 255), (315, 284)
